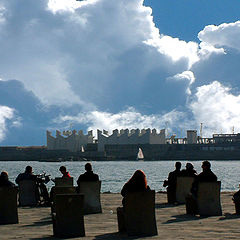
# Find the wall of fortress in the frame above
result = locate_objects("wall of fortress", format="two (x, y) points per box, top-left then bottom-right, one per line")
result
(97, 128), (166, 152)
(47, 130), (94, 152)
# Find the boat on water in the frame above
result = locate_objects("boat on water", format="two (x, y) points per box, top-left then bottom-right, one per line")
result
(137, 147), (144, 161)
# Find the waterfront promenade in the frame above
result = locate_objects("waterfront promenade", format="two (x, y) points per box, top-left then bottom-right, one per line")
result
(1, 192), (240, 239)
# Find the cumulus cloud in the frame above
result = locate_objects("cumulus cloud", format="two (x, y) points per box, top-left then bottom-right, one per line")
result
(167, 71), (195, 95)
(53, 107), (186, 137)
(189, 81), (240, 137)
(1, 0), (240, 144)
(0, 106), (16, 141)
(0, 0), (202, 111)
(198, 21), (240, 52)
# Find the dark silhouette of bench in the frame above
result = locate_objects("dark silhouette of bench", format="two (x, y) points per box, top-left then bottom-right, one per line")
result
(77, 181), (102, 214)
(117, 190), (158, 236)
(0, 187), (18, 224)
(186, 181), (222, 216)
(18, 180), (39, 206)
(52, 194), (85, 237)
(50, 186), (77, 213)
(55, 177), (73, 186)
(176, 177), (194, 204)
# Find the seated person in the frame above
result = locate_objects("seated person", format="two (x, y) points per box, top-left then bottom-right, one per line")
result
(187, 161), (217, 214)
(191, 160), (217, 197)
(117, 170), (150, 232)
(77, 163), (99, 184)
(15, 166), (37, 184)
(180, 163), (197, 177)
(15, 166), (50, 206)
(163, 162), (181, 203)
(59, 166), (71, 178)
(121, 170), (150, 207)
(0, 171), (15, 187)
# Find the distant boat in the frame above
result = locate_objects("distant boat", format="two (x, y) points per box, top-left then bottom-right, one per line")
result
(81, 146), (85, 152)
(137, 147), (144, 161)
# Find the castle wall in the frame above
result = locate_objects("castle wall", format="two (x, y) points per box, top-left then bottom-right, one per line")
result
(47, 130), (94, 152)
(97, 128), (166, 152)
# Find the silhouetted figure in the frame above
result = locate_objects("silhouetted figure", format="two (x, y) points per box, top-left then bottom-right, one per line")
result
(180, 163), (197, 177)
(121, 170), (150, 206)
(191, 160), (217, 196)
(59, 166), (71, 178)
(0, 171), (15, 187)
(15, 166), (37, 184)
(186, 161), (217, 215)
(77, 163), (99, 185)
(163, 162), (181, 203)
(117, 170), (151, 233)
(15, 166), (50, 206)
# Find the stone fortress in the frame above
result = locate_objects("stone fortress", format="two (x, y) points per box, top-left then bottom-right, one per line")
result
(46, 128), (198, 152)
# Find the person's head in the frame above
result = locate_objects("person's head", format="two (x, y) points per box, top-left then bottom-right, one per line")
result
(186, 163), (194, 171)
(202, 160), (211, 171)
(129, 169), (147, 189)
(0, 171), (9, 180)
(59, 166), (67, 174)
(85, 163), (92, 172)
(25, 166), (32, 173)
(175, 162), (181, 170)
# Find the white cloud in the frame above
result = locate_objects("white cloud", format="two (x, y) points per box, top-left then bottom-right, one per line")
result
(198, 21), (240, 51)
(189, 81), (240, 136)
(54, 107), (186, 137)
(167, 71), (195, 95)
(0, 0), (202, 109)
(0, 106), (16, 141)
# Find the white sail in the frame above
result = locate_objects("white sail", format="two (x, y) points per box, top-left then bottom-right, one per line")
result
(137, 147), (144, 160)
(81, 146), (85, 152)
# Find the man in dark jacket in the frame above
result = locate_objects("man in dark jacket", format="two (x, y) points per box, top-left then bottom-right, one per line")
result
(163, 162), (182, 203)
(15, 166), (37, 184)
(191, 160), (217, 196)
(77, 163), (99, 184)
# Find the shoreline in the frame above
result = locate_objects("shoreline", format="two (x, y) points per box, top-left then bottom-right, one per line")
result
(1, 192), (239, 239)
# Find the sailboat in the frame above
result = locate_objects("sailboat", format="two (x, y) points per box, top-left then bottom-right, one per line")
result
(137, 147), (144, 161)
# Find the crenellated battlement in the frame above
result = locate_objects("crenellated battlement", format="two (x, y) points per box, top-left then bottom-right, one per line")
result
(46, 130), (94, 152)
(97, 128), (166, 152)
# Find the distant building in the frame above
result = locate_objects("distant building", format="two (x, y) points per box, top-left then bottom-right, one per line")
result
(47, 130), (94, 152)
(97, 128), (166, 152)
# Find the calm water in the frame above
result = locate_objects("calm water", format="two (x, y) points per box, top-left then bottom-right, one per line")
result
(0, 161), (239, 192)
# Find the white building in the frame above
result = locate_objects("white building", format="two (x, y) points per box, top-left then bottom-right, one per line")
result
(46, 130), (94, 152)
(97, 128), (166, 152)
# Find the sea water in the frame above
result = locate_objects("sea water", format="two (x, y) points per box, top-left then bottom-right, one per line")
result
(0, 160), (239, 192)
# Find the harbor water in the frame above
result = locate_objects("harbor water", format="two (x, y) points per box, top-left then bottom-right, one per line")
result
(0, 160), (239, 192)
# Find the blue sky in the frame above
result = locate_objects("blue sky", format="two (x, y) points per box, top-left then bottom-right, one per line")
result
(0, 0), (240, 145)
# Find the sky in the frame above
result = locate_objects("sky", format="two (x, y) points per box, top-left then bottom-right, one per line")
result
(0, 0), (240, 145)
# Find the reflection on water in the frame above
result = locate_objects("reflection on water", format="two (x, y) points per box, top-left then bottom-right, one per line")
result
(0, 160), (239, 192)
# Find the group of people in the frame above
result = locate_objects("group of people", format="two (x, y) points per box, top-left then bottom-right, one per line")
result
(0, 160), (221, 208)
(164, 161), (217, 193)
(0, 163), (99, 206)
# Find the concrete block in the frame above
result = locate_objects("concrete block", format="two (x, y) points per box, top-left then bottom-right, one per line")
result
(50, 186), (77, 213)
(0, 187), (18, 224)
(55, 177), (73, 186)
(18, 180), (39, 206)
(197, 181), (222, 216)
(176, 177), (194, 204)
(52, 194), (85, 237)
(121, 190), (158, 236)
(78, 181), (102, 214)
